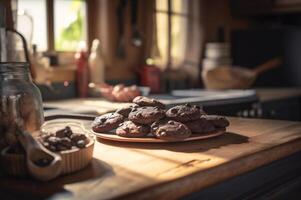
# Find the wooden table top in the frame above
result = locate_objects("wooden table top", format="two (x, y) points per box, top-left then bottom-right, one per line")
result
(1, 117), (301, 200)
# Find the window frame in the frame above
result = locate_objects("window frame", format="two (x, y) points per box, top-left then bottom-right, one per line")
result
(154, 0), (190, 69)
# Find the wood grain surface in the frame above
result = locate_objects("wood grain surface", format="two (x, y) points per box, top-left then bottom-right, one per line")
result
(1, 117), (301, 200)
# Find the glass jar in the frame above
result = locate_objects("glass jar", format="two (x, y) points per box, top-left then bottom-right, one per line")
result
(0, 62), (44, 149)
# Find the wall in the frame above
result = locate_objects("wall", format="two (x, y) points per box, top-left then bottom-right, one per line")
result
(88, 0), (154, 82)
(87, 0), (251, 83)
(201, 0), (250, 42)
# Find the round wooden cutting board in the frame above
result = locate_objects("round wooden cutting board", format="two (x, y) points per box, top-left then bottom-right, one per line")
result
(92, 129), (225, 143)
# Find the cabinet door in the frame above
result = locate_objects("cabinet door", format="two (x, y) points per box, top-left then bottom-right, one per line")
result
(231, 0), (301, 16)
(261, 97), (301, 121)
(231, 0), (274, 15)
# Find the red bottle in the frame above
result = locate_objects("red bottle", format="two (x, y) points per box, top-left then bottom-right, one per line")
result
(75, 42), (89, 97)
(139, 59), (161, 93)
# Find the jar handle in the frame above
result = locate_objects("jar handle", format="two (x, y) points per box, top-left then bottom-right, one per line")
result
(6, 28), (36, 79)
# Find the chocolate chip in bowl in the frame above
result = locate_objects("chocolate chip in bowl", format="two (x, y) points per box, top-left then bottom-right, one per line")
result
(40, 120), (94, 175)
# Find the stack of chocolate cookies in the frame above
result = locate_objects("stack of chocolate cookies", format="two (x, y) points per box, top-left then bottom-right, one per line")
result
(92, 96), (229, 141)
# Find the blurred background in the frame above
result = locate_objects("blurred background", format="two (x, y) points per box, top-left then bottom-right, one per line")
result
(1, 0), (301, 121)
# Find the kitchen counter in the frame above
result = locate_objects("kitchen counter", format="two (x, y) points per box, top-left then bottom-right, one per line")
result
(44, 98), (133, 115)
(255, 87), (301, 121)
(43, 88), (301, 118)
(43, 90), (258, 115)
(43, 88), (301, 110)
(1, 117), (301, 199)
(256, 87), (301, 102)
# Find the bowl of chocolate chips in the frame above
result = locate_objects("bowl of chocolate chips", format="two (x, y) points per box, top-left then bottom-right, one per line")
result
(39, 121), (94, 175)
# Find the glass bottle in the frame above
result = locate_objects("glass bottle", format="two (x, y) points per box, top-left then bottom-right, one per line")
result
(75, 41), (89, 98)
(89, 39), (105, 84)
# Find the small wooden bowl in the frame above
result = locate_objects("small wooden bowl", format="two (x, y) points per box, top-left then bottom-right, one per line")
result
(1, 119), (95, 178)
(0, 139), (94, 177)
(60, 138), (94, 175)
(41, 120), (95, 175)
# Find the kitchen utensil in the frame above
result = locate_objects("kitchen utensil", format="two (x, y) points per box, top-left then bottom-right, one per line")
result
(0, 6), (35, 78)
(1, 146), (27, 177)
(8, 95), (62, 181)
(202, 58), (282, 89)
(92, 129), (225, 143)
(131, 0), (142, 47)
(17, 129), (62, 181)
(116, 0), (127, 58)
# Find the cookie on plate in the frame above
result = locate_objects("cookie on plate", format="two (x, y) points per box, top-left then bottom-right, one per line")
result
(184, 118), (216, 133)
(92, 113), (124, 132)
(166, 103), (204, 122)
(115, 107), (132, 118)
(128, 106), (165, 125)
(201, 115), (229, 128)
(133, 96), (165, 109)
(116, 121), (150, 138)
(151, 119), (191, 141)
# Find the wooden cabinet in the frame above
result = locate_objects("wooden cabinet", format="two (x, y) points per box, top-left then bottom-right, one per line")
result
(260, 97), (301, 121)
(231, 0), (301, 16)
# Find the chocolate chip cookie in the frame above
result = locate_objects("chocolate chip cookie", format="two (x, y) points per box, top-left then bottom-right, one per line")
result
(133, 96), (166, 109)
(92, 112), (124, 132)
(201, 115), (229, 128)
(115, 107), (131, 118)
(115, 105), (140, 118)
(116, 121), (150, 138)
(166, 103), (204, 122)
(128, 106), (165, 125)
(184, 118), (216, 133)
(151, 119), (191, 141)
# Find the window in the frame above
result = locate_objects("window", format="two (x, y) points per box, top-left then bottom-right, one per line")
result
(17, 0), (87, 52)
(54, 0), (87, 51)
(155, 0), (189, 70)
(17, 0), (48, 51)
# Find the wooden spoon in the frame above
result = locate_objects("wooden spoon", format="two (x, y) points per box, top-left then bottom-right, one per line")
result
(17, 129), (62, 181)
(5, 95), (62, 181)
(8, 95), (62, 181)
